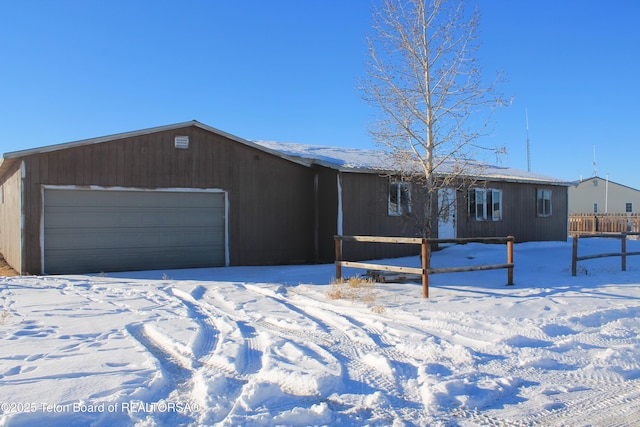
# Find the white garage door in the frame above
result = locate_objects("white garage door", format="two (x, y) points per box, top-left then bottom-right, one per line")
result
(43, 189), (226, 274)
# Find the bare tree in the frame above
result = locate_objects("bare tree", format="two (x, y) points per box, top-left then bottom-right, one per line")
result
(361, 0), (507, 239)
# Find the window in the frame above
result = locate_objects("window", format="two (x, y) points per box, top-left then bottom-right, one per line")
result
(388, 181), (411, 216)
(537, 189), (552, 217)
(626, 203), (633, 213)
(468, 188), (502, 221)
(594, 203), (598, 213)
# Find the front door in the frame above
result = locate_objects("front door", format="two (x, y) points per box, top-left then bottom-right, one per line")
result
(437, 187), (457, 240)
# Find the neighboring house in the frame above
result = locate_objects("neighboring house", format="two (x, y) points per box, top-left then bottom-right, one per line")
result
(569, 176), (640, 214)
(0, 121), (569, 275)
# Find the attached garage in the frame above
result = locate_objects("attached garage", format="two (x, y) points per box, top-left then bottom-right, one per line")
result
(43, 188), (227, 274)
(0, 121), (317, 275)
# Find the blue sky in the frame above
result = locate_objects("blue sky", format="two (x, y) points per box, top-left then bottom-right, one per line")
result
(1, 1), (638, 187)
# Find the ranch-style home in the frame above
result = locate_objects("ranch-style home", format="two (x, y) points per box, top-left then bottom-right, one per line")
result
(0, 121), (569, 275)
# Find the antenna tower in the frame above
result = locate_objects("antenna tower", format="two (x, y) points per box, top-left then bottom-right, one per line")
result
(525, 109), (531, 172)
(592, 145), (597, 177)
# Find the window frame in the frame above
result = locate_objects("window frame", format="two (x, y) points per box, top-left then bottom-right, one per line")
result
(468, 188), (502, 221)
(537, 188), (552, 217)
(388, 181), (412, 216)
(626, 203), (633, 213)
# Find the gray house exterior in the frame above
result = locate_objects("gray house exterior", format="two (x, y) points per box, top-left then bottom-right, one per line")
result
(0, 121), (569, 275)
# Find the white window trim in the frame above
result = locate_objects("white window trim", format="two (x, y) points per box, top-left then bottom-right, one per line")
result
(469, 188), (502, 221)
(388, 181), (412, 216)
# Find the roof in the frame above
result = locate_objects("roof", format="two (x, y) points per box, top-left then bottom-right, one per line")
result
(571, 176), (640, 193)
(256, 140), (570, 185)
(0, 120), (568, 186)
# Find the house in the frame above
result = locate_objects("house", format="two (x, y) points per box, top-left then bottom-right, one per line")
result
(569, 176), (640, 214)
(0, 121), (569, 275)
(261, 141), (570, 254)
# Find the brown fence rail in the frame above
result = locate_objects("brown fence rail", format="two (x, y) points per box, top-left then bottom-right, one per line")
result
(569, 213), (640, 235)
(334, 235), (514, 298)
(571, 232), (640, 276)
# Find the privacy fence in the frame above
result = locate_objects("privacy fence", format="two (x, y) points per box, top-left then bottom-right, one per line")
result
(569, 213), (640, 235)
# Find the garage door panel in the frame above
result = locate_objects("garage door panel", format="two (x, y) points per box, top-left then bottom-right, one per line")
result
(45, 227), (225, 250)
(45, 206), (225, 227)
(43, 189), (226, 274)
(46, 189), (225, 208)
(45, 245), (225, 272)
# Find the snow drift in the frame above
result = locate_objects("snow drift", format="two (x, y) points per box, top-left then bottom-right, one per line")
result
(2, 239), (640, 426)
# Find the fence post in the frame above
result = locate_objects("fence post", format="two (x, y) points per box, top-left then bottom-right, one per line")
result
(622, 233), (627, 272)
(572, 235), (578, 276)
(507, 236), (514, 285)
(335, 237), (342, 282)
(421, 238), (429, 298)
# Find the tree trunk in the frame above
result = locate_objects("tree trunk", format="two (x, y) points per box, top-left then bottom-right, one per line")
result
(423, 178), (435, 239)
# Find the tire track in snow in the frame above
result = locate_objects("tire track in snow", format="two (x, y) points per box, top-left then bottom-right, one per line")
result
(161, 281), (640, 426)
(187, 284), (429, 424)
(456, 330), (640, 427)
(123, 284), (261, 426)
(124, 323), (199, 426)
(287, 294), (592, 425)
(526, 373), (640, 426)
(125, 323), (192, 380)
(168, 285), (268, 425)
(238, 294), (429, 424)
(448, 407), (537, 426)
(168, 287), (218, 361)
(170, 286), (262, 378)
(257, 318), (426, 425)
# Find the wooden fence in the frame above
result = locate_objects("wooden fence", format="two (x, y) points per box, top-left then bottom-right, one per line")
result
(569, 213), (640, 235)
(571, 232), (640, 276)
(334, 235), (515, 298)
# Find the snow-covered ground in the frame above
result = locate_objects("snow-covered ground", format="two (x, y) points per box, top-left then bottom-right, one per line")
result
(2, 238), (640, 426)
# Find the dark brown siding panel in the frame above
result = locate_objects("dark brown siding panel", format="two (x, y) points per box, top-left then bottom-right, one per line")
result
(0, 161), (23, 272)
(458, 182), (568, 242)
(341, 173), (423, 261)
(315, 166), (339, 262)
(21, 125), (317, 274)
(229, 147), (315, 265)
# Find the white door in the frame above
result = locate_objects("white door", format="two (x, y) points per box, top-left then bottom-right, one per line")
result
(437, 187), (457, 240)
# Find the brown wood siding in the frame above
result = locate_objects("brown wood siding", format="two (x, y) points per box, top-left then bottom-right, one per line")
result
(457, 182), (568, 242)
(0, 161), (23, 272)
(21, 126), (316, 274)
(340, 172), (424, 260)
(315, 166), (339, 262)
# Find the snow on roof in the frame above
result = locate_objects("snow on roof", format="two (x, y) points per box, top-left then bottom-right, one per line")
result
(0, 120), (567, 186)
(255, 140), (569, 185)
(255, 141), (392, 172)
